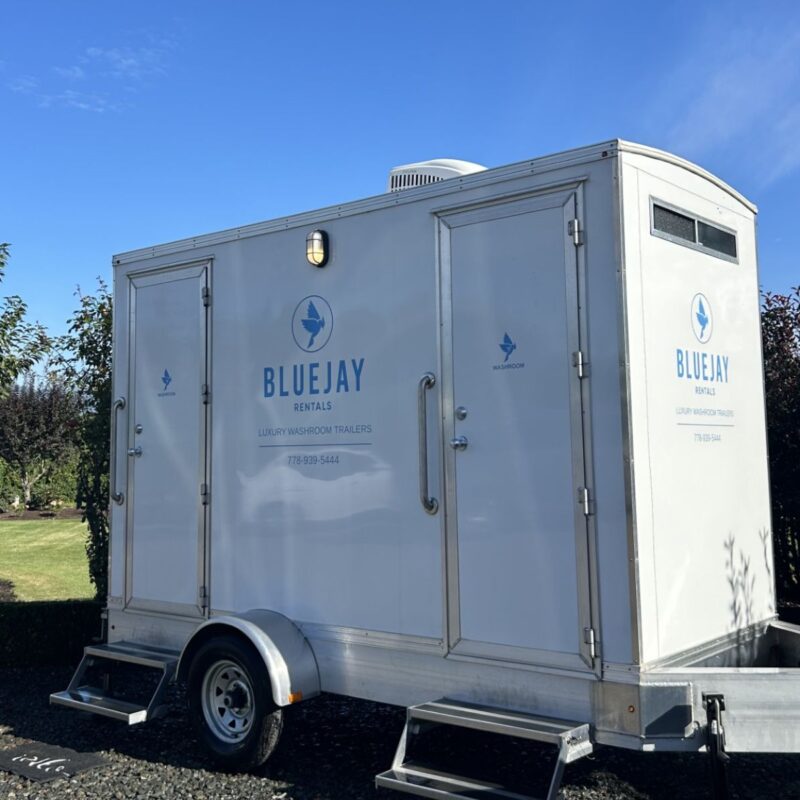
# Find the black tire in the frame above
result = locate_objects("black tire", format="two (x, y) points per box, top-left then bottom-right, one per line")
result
(187, 635), (283, 770)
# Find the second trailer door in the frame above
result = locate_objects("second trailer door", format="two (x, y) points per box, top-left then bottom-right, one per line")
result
(439, 188), (596, 670)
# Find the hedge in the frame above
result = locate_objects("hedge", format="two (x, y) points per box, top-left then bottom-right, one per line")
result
(0, 599), (102, 667)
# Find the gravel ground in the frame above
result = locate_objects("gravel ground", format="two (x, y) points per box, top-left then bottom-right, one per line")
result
(1, 666), (800, 799)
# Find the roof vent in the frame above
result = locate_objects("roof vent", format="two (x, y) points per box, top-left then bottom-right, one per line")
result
(387, 158), (487, 192)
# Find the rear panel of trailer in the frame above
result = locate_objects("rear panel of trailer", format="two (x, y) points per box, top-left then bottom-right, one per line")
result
(618, 147), (773, 667)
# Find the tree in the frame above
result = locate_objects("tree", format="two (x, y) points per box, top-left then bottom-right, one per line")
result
(57, 281), (113, 599)
(0, 243), (50, 392)
(761, 286), (800, 602)
(0, 375), (79, 506)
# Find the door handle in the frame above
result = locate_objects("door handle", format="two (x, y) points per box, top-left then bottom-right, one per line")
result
(417, 372), (438, 515)
(127, 446), (143, 458)
(110, 397), (126, 505)
(450, 436), (469, 451)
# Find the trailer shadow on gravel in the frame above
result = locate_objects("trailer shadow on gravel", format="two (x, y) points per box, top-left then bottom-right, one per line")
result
(2, 667), (800, 800)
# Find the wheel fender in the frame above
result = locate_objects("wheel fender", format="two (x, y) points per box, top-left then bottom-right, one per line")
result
(178, 610), (320, 707)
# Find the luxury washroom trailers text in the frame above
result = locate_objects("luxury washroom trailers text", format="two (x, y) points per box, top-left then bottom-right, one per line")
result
(53, 140), (796, 798)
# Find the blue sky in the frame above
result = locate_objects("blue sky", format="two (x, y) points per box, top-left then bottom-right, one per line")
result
(2, 0), (799, 336)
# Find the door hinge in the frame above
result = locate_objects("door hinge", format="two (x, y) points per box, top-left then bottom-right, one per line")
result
(568, 218), (584, 246)
(199, 585), (208, 609)
(201, 483), (210, 505)
(202, 286), (211, 307)
(584, 627), (597, 659)
(572, 350), (589, 378)
(202, 383), (210, 405)
(578, 486), (593, 516)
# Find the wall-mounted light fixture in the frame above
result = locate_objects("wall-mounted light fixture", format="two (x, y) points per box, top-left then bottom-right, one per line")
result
(306, 230), (329, 267)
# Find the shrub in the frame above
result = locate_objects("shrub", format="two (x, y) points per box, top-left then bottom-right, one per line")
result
(0, 599), (102, 667)
(762, 287), (800, 604)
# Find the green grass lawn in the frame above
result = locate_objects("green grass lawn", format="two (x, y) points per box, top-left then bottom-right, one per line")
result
(0, 518), (94, 601)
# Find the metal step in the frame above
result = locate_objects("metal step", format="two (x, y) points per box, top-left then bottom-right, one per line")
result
(50, 687), (151, 724)
(377, 762), (534, 800)
(377, 699), (593, 800)
(409, 699), (591, 757)
(50, 640), (178, 725)
(83, 641), (180, 669)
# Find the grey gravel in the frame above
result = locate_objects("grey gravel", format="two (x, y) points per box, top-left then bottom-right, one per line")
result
(1, 666), (800, 799)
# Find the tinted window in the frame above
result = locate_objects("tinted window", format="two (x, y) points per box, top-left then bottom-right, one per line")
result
(653, 205), (696, 243)
(698, 221), (737, 258)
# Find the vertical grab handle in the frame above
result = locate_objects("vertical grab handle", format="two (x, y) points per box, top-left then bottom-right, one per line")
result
(110, 397), (126, 505)
(418, 373), (439, 515)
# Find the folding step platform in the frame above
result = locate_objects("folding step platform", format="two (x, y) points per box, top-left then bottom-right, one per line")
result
(376, 699), (593, 800)
(50, 641), (179, 724)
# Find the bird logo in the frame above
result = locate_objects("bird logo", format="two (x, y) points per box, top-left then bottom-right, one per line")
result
(499, 333), (517, 363)
(696, 299), (709, 340)
(291, 295), (334, 352)
(691, 293), (713, 343)
(301, 301), (325, 350)
(161, 369), (172, 391)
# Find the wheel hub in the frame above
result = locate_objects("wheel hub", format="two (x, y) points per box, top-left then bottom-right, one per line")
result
(201, 660), (255, 742)
(223, 682), (250, 713)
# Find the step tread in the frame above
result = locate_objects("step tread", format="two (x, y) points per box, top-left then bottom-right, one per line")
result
(377, 763), (535, 800)
(84, 641), (180, 669)
(410, 699), (590, 745)
(50, 687), (151, 724)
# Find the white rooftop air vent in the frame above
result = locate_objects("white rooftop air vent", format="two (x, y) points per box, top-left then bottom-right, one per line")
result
(387, 158), (487, 192)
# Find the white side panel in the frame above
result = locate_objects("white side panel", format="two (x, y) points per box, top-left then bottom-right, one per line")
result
(111, 149), (633, 671)
(210, 209), (443, 637)
(622, 154), (772, 663)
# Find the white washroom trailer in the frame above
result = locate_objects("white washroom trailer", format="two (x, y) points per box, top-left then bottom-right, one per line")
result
(52, 140), (796, 799)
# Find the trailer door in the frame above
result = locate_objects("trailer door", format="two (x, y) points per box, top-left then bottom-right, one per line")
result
(125, 262), (209, 617)
(439, 188), (595, 670)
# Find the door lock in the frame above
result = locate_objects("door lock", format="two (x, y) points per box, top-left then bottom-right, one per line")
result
(127, 446), (143, 458)
(450, 436), (469, 451)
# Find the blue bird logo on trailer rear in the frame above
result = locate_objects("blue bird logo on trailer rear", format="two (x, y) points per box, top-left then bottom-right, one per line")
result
(691, 293), (713, 343)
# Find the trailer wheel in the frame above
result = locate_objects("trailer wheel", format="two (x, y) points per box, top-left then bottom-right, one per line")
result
(187, 635), (283, 770)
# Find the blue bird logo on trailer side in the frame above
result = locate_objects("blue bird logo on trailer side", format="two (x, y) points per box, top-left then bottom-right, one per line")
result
(499, 333), (516, 363)
(291, 295), (334, 353)
(301, 301), (326, 350)
(162, 369), (172, 391)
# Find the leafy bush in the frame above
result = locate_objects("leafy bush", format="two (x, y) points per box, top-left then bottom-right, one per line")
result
(0, 376), (80, 506)
(0, 458), (22, 513)
(29, 449), (79, 510)
(0, 599), (102, 667)
(762, 287), (800, 603)
(57, 282), (112, 599)
(0, 243), (50, 394)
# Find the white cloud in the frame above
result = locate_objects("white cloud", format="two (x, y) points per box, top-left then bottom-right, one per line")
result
(9, 75), (39, 93)
(49, 90), (122, 113)
(54, 65), (86, 80)
(83, 45), (167, 80)
(761, 103), (800, 185)
(650, 17), (800, 187)
(7, 30), (176, 113)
